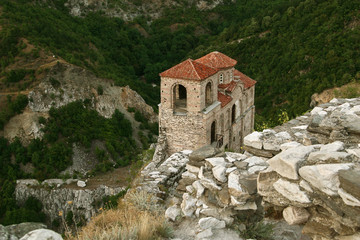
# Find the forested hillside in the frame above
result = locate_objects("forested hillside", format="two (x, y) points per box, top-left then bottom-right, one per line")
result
(1, 0), (359, 127)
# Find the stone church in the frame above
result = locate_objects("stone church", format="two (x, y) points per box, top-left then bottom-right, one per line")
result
(159, 51), (256, 154)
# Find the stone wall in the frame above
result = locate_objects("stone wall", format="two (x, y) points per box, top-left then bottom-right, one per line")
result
(163, 97), (360, 240)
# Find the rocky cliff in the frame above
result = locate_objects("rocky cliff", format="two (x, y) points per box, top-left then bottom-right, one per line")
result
(64, 0), (235, 21)
(4, 61), (156, 145)
(15, 179), (125, 225)
(142, 97), (360, 240)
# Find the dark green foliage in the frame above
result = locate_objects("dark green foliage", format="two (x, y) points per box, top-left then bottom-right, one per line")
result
(0, 94), (28, 129)
(5, 69), (27, 83)
(49, 77), (61, 88)
(102, 187), (128, 209)
(2, 196), (46, 225)
(189, 0), (360, 123)
(97, 85), (103, 95)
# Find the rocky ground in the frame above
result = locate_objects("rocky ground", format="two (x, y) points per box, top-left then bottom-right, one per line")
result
(137, 97), (360, 240)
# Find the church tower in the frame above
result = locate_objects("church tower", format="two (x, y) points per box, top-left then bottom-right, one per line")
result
(159, 52), (256, 154)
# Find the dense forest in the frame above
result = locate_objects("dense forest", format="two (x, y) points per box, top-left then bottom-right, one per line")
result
(0, 0), (359, 225)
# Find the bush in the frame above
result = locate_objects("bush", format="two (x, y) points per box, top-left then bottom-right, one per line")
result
(97, 85), (104, 95)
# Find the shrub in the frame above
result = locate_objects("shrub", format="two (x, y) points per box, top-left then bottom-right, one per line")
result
(97, 85), (104, 95)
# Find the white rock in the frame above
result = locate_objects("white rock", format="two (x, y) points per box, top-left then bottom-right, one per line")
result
(300, 180), (313, 193)
(228, 172), (242, 197)
(283, 206), (310, 225)
(198, 217), (226, 230)
(196, 228), (213, 239)
(273, 179), (311, 204)
(181, 149), (193, 155)
(182, 171), (197, 180)
(165, 205), (181, 221)
(291, 125), (308, 130)
(320, 141), (345, 152)
(186, 164), (200, 174)
(200, 178), (222, 191)
(212, 165), (227, 183)
(346, 148), (360, 158)
(20, 229), (63, 240)
(186, 185), (195, 194)
(77, 180), (86, 188)
(299, 163), (354, 196)
(233, 201), (257, 210)
(192, 181), (205, 198)
(225, 152), (248, 161)
(268, 145), (316, 180)
(275, 131), (292, 140)
(248, 165), (268, 174)
(181, 193), (197, 217)
(311, 107), (323, 115)
(226, 167), (237, 174)
(280, 141), (302, 151)
(330, 98), (339, 103)
(338, 188), (360, 207)
(205, 157), (227, 167)
(350, 105), (360, 114)
(307, 151), (352, 163)
(294, 132), (304, 137)
(244, 131), (263, 149)
(198, 166), (204, 179)
(244, 156), (267, 167)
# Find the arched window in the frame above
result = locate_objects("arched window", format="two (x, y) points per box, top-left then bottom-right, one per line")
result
(231, 104), (236, 124)
(173, 84), (187, 113)
(211, 121), (216, 143)
(219, 74), (224, 84)
(205, 82), (212, 107)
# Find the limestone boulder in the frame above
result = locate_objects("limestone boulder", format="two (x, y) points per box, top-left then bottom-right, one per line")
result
(212, 165), (227, 183)
(268, 145), (316, 180)
(165, 205), (181, 221)
(2, 223), (47, 239)
(189, 145), (218, 162)
(228, 172), (257, 202)
(320, 141), (345, 152)
(244, 131), (263, 149)
(280, 141), (303, 151)
(273, 179), (311, 204)
(307, 151), (353, 164)
(200, 178), (222, 192)
(19, 229), (62, 240)
(205, 157), (227, 168)
(192, 181), (205, 198)
(283, 206), (310, 225)
(299, 163), (354, 196)
(181, 193), (197, 217)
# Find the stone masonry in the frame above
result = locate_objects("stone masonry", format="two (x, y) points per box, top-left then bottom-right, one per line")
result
(159, 52), (256, 154)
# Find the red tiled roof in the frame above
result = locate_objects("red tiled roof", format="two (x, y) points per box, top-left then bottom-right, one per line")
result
(159, 59), (218, 80)
(234, 69), (257, 89)
(218, 91), (232, 107)
(218, 81), (237, 92)
(196, 51), (237, 69)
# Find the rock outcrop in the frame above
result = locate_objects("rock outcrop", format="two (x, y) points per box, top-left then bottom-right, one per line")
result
(163, 97), (360, 240)
(15, 179), (125, 224)
(64, 0), (235, 21)
(0, 223), (49, 240)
